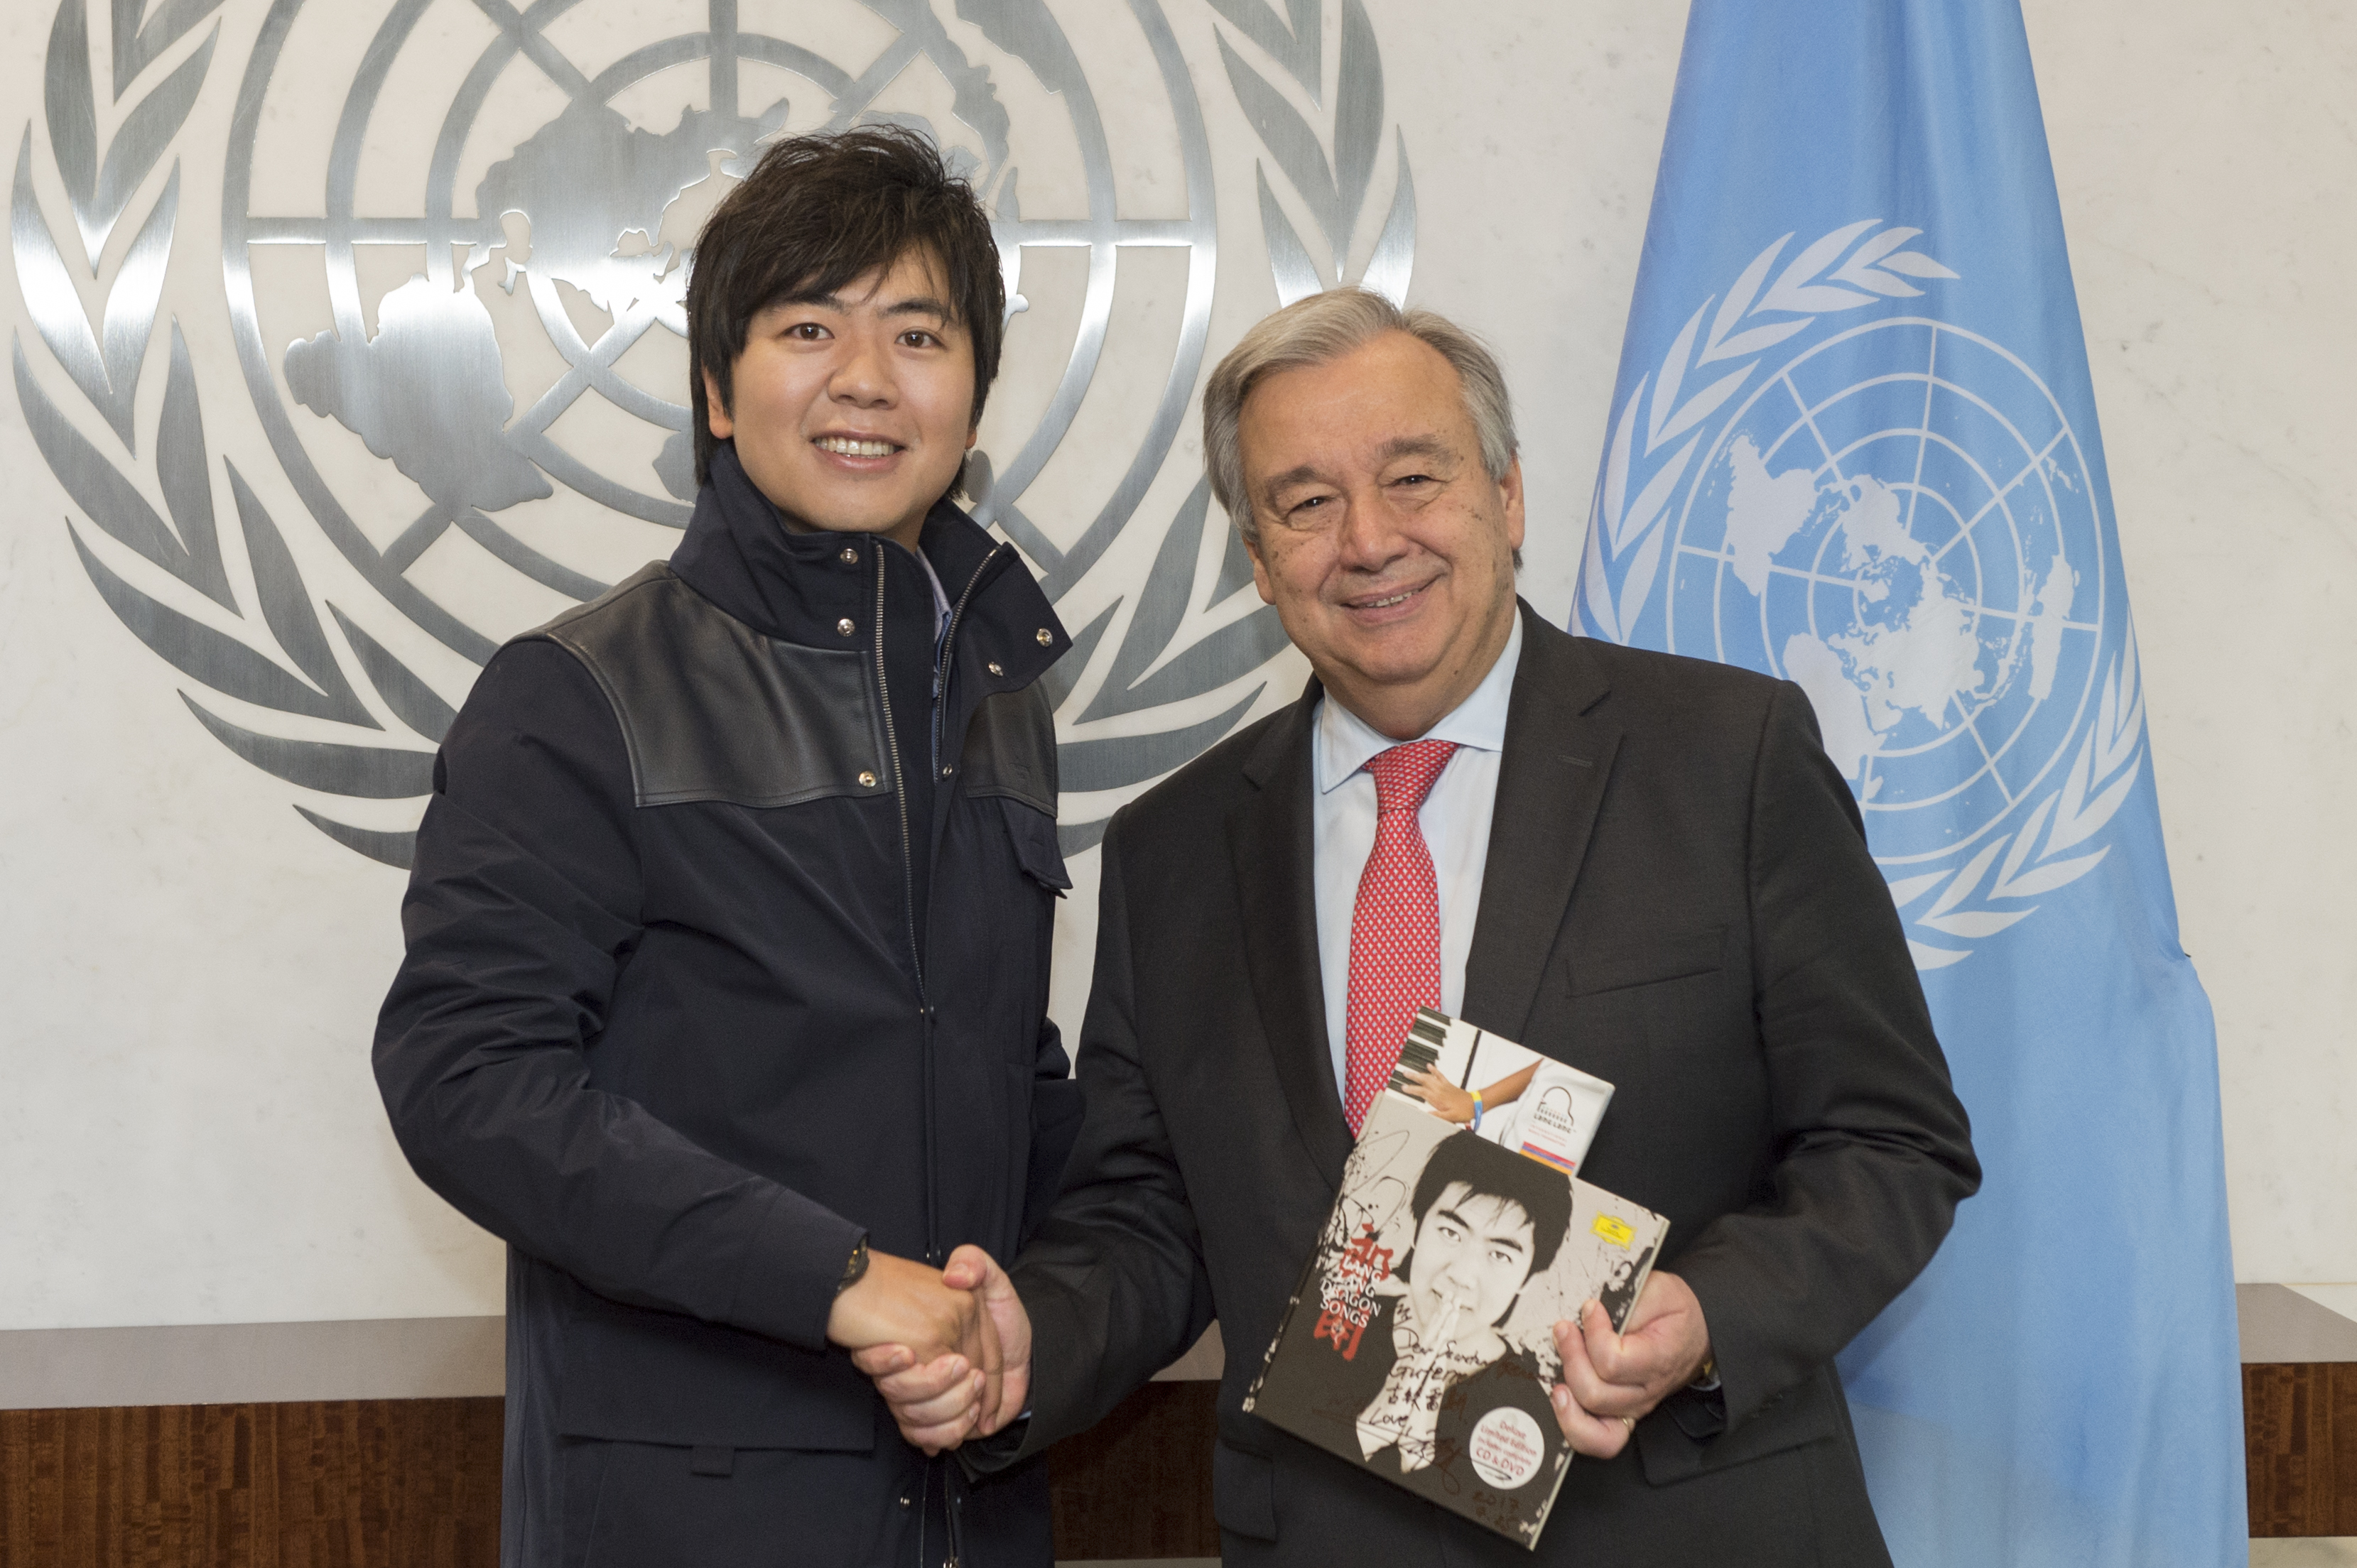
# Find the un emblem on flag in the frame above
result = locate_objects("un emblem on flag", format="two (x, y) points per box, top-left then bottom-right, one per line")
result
(1578, 222), (2148, 969)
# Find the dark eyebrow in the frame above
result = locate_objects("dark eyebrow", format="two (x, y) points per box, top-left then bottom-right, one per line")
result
(1436, 1202), (1528, 1251)
(760, 293), (956, 323)
(766, 289), (845, 315)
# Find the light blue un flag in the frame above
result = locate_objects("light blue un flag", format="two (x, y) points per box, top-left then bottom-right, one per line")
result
(1573, 4), (2244, 1564)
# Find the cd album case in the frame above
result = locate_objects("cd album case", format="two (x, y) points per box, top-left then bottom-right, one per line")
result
(1244, 1011), (1669, 1550)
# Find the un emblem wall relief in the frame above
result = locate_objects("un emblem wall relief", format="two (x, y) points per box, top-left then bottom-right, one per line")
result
(11, 0), (2142, 976)
(9, 0), (1417, 866)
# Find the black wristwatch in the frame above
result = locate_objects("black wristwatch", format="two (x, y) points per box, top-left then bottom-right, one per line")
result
(837, 1237), (871, 1295)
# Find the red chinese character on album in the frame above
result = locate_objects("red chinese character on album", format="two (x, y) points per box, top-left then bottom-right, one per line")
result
(1311, 1307), (1364, 1360)
(1311, 1224), (1394, 1360)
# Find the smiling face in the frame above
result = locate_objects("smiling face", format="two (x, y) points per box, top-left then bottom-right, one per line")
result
(1408, 1180), (1539, 1346)
(1238, 330), (1525, 740)
(703, 248), (977, 550)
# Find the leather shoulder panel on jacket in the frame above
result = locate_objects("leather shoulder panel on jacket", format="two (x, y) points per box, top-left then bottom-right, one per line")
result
(958, 683), (1057, 817)
(526, 563), (889, 810)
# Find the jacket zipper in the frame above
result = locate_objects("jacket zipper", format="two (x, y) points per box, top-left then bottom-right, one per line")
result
(873, 550), (925, 1001)
(871, 548), (938, 1267)
(931, 543), (1004, 769)
(884, 539), (1006, 1271)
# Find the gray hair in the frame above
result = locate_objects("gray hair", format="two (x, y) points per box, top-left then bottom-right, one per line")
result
(1202, 288), (1519, 542)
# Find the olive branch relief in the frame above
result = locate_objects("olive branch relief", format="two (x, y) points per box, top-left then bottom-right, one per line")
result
(15, 0), (450, 869)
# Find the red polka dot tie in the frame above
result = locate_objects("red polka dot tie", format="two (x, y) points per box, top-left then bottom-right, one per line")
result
(1342, 740), (1459, 1134)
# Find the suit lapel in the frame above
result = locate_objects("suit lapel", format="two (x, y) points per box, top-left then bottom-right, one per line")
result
(1463, 603), (1621, 1043)
(1228, 686), (1354, 1191)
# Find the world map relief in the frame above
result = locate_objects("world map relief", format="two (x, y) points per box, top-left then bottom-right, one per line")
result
(280, 94), (801, 518)
(1718, 435), (2076, 796)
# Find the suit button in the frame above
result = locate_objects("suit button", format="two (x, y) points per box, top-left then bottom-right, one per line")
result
(858, 771), (877, 788)
(1034, 627), (1053, 646)
(838, 618), (855, 636)
(987, 661), (1004, 677)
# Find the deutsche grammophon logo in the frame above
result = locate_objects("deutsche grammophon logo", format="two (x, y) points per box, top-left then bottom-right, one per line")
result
(12, 0), (1417, 865)
(1576, 223), (2147, 969)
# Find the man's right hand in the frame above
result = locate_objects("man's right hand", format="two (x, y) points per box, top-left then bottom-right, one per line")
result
(1549, 1269), (1712, 1458)
(827, 1248), (1001, 1453)
(852, 1244), (1033, 1452)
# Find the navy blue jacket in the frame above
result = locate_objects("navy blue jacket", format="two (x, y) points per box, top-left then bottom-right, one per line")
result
(374, 444), (1076, 1567)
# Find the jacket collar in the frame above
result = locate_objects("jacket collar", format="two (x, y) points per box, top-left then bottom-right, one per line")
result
(669, 440), (1068, 688)
(1460, 601), (1620, 1043)
(1232, 675), (1353, 1189)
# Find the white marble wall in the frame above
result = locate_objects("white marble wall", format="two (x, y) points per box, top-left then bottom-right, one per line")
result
(0, 0), (2346, 1339)
(2020, 0), (2357, 1285)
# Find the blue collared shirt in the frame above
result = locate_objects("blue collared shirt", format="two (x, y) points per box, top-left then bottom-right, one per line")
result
(1311, 615), (1522, 1095)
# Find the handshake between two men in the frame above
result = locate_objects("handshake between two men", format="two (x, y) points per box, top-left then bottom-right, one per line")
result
(828, 1243), (1718, 1464)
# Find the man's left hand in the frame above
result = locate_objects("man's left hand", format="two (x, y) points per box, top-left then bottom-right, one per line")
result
(1548, 1268), (1711, 1459)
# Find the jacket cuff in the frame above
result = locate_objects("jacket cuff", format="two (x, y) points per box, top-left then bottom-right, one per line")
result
(1663, 1381), (1729, 1441)
(1666, 1248), (1779, 1432)
(955, 1414), (1036, 1480)
(727, 1186), (866, 1351)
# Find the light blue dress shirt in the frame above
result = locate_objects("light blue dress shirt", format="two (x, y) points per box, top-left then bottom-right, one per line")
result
(1311, 615), (1522, 1095)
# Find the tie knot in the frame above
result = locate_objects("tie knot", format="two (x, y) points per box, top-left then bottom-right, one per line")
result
(1364, 740), (1458, 816)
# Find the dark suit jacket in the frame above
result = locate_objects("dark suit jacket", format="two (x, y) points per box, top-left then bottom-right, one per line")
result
(998, 603), (1980, 1566)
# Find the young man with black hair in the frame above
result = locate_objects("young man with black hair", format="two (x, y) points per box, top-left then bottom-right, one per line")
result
(374, 126), (1073, 1568)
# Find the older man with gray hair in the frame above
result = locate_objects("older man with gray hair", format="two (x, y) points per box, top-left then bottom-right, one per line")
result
(865, 288), (1979, 1566)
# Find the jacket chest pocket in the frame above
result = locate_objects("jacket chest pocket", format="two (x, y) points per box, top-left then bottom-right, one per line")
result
(997, 797), (1071, 895)
(1537, 925), (1734, 1088)
(1564, 924), (1725, 997)
(955, 684), (1064, 894)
